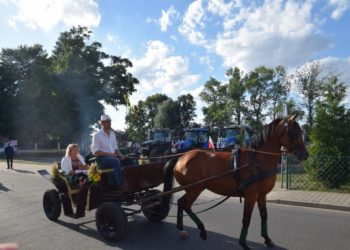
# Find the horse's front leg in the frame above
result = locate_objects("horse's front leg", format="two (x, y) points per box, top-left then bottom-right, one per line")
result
(257, 195), (275, 247)
(239, 196), (256, 250)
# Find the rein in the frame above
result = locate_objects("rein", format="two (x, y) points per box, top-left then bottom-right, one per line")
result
(240, 148), (282, 157)
(127, 152), (185, 160)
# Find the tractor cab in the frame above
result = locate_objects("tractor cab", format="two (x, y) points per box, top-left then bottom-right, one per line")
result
(140, 128), (173, 158)
(216, 125), (252, 150)
(173, 128), (210, 153)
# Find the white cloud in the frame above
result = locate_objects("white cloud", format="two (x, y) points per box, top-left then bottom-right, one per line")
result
(214, 0), (330, 71)
(9, 0), (100, 31)
(199, 55), (214, 72)
(106, 33), (116, 42)
(178, 0), (208, 46)
(129, 40), (200, 102)
(329, 0), (350, 20)
(159, 5), (179, 32)
(207, 0), (234, 16)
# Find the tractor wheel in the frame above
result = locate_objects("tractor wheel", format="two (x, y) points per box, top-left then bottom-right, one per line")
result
(43, 189), (61, 221)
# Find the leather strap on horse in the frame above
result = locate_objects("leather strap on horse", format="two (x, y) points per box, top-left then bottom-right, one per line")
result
(128, 152), (185, 160)
(231, 147), (281, 202)
(192, 196), (230, 215)
(240, 148), (282, 157)
(237, 168), (278, 191)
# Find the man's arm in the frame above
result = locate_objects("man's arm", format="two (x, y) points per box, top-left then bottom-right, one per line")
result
(114, 149), (125, 160)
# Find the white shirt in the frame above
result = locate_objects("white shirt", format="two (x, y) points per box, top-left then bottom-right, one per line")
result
(61, 155), (86, 175)
(91, 129), (119, 154)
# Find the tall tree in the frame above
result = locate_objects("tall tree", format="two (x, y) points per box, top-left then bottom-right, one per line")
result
(125, 101), (147, 141)
(227, 67), (247, 125)
(176, 94), (197, 130)
(245, 66), (273, 131)
(154, 99), (181, 129)
(269, 65), (290, 120)
(0, 44), (53, 144)
(0, 26), (139, 146)
(200, 77), (231, 129)
(144, 93), (169, 128)
(294, 61), (324, 130)
(305, 75), (350, 188)
(51, 26), (138, 142)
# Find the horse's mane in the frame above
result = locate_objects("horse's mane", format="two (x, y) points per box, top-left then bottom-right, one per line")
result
(251, 118), (283, 148)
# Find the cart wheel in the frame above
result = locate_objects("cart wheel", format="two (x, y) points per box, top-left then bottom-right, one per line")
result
(141, 190), (170, 222)
(43, 189), (61, 221)
(96, 202), (127, 242)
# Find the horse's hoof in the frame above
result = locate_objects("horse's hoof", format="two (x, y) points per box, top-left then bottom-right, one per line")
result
(199, 230), (207, 241)
(179, 230), (189, 239)
(239, 240), (251, 250)
(265, 239), (275, 248)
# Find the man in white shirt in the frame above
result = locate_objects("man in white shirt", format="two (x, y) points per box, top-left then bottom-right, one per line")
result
(91, 114), (126, 189)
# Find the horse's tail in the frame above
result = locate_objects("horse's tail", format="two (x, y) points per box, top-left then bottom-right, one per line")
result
(159, 157), (178, 211)
(163, 157), (178, 193)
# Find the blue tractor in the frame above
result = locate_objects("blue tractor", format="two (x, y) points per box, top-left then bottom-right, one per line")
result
(172, 128), (211, 153)
(216, 125), (252, 151)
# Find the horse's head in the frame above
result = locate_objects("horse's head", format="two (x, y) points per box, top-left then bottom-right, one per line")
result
(278, 115), (309, 161)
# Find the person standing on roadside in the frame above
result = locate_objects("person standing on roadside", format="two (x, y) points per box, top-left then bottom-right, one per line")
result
(4, 142), (14, 170)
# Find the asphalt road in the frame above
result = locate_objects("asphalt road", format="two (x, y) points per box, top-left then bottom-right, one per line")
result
(1, 169), (350, 250)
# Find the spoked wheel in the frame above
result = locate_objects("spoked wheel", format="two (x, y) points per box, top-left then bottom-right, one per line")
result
(43, 189), (61, 221)
(141, 189), (171, 222)
(96, 202), (127, 242)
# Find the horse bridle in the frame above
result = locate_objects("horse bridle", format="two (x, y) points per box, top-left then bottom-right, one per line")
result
(284, 118), (299, 154)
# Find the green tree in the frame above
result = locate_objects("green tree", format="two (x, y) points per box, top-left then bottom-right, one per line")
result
(269, 65), (290, 120)
(245, 66), (273, 131)
(125, 100), (147, 141)
(305, 75), (350, 188)
(200, 77), (231, 129)
(51, 26), (138, 142)
(154, 99), (181, 129)
(0, 26), (139, 146)
(0, 44), (54, 145)
(294, 61), (324, 130)
(0, 53), (19, 138)
(176, 94), (196, 130)
(226, 67), (247, 125)
(144, 93), (169, 128)
(125, 94), (169, 141)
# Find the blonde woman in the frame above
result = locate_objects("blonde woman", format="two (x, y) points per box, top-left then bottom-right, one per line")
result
(61, 144), (89, 218)
(61, 144), (88, 175)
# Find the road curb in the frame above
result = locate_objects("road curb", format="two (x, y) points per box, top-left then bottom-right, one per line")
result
(268, 199), (350, 212)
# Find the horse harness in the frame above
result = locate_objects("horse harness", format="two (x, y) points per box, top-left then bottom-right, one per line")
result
(231, 147), (278, 202)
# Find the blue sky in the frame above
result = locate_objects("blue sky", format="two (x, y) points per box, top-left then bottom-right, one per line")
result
(1, 0), (350, 130)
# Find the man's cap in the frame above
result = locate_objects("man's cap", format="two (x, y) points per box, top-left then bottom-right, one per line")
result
(100, 114), (112, 122)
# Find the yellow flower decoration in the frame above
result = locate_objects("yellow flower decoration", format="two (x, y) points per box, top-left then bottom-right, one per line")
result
(88, 163), (101, 184)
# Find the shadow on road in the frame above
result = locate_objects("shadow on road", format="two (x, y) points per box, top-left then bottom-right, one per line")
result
(55, 215), (287, 250)
(0, 182), (11, 192)
(12, 169), (36, 174)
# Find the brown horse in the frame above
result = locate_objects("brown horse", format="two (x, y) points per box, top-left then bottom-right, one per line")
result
(173, 115), (308, 250)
